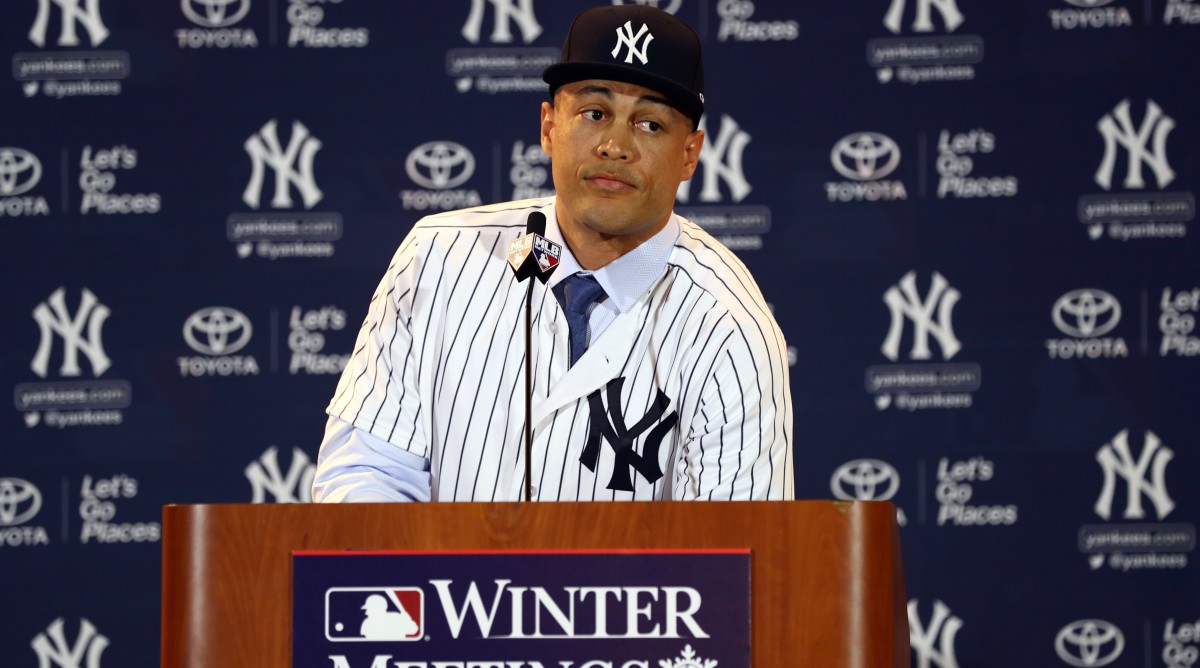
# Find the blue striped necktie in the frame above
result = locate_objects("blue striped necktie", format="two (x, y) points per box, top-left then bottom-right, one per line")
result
(557, 273), (606, 366)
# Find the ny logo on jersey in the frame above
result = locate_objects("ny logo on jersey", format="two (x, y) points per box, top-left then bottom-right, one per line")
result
(462, 0), (542, 44)
(31, 287), (111, 379)
(29, 0), (109, 47)
(31, 618), (109, 668)
(881, 271), (962, 362)
(243, 119), (323, 210)
(581, 377), (679, 492)
(1094, 429), (1175, 521)
(908, 599), (962, 668)
(245, 445), (315, 503)
(676, 114), (752, 204)
(1094, 99), (1175, 191)
(883, 0), (964, 34)
(612, 21), (654, 65)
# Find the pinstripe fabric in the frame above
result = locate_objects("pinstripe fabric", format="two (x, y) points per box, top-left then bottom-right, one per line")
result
(324, 197), (794, 501)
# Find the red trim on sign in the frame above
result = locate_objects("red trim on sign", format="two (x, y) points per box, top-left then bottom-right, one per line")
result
(293, 548), (751, 556)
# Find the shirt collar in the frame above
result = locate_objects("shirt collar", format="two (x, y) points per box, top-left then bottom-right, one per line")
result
(545, 210), (680, 314)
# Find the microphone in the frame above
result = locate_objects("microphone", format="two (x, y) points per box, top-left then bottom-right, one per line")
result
(508, 211), (561, 284)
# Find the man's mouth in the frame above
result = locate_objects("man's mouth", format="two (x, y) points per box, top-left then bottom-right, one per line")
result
(585, 171), (636, 190)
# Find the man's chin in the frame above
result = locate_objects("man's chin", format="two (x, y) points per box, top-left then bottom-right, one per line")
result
(576, 206), (636, 231)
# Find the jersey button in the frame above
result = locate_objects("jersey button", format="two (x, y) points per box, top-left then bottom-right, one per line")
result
(547, 322), (558, 333)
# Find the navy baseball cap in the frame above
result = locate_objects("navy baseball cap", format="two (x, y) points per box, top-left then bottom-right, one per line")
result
(543, 5), (705, 128)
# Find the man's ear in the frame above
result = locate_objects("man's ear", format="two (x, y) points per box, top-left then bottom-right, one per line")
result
(539, 101), (555, 157)
(680, 129), (705, 181)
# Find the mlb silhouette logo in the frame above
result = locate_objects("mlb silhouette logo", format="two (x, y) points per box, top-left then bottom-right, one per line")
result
(533, 243), (560, 272)
(325, 588), (424, 642)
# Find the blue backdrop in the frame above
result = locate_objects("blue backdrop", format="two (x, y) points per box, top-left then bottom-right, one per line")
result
(1, 1), (1197, 666)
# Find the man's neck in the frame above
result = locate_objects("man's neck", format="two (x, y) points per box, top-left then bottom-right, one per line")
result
(556, 214), (670, 270)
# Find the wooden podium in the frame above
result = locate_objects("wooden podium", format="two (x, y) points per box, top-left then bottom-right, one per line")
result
(161, 501), (908, 667)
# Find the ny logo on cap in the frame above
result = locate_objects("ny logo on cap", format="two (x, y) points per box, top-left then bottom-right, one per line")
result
(612, 21), (654, 65)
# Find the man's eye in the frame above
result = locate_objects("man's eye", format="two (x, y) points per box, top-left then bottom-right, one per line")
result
(640, 120), (662, 133)
(583, 110), (605, 121)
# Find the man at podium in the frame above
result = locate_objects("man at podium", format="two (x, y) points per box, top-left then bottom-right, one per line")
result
(312, 5), (793, 503)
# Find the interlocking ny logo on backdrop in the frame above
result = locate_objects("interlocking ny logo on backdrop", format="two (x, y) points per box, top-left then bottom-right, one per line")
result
(1095, 429), (1175, 521)
(182, 0), (251, 28)
(612, 20), (654, 64)
(0, 148), (44, 196)
(884, 0), (964, 33)
(677, 115), (752, 204)
(243, 119), (323, 210)
(31, 287), (111, 379)
(462, 0), (542, 44)
(1055, 619), (1124, 667)
(908, 599), (962, 668)
(580, 378), (678, 492)
(1052, 289), (1121, 338)
(31, 618), (109, 668)
(882, 271), (962, 362)
(1095, 99), (1175, 191)
(29, 0), (110, 47)
(246, 445), (315, 502)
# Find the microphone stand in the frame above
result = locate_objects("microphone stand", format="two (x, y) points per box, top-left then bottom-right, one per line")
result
(524, 280), (534, 502)
(507, 210), (558, 503)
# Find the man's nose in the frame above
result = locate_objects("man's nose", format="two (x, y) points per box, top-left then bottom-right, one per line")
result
(597, 132), (632, 161)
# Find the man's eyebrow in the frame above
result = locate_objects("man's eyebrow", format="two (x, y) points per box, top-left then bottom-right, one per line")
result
(636, 93), (674, 109)
(573, 84), (675, 111)
(575, 83), (614, 99)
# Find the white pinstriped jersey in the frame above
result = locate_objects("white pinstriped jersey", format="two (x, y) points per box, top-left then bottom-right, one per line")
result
(323, 197), (793, 501)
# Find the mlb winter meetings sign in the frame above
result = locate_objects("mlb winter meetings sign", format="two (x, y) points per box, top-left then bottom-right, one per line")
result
(293, 550), (751, 668)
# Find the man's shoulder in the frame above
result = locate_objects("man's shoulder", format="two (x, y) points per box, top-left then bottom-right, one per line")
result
(668, 216), (763, 303)
(416, 197), (553, 231)
(667, 215), (786, 356)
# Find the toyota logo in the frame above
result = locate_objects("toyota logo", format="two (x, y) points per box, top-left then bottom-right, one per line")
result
(1055, 620), (1124, 667)
(182, 0), (251, 28)
(831, 132), (900, 181)
(0, 478), (43, 527)
(1052, 289), (1121, 338)
(0, 148), (43, 196)
(405, 141), (476, 190)
(183, 307), (253, 355)
(830, 459), (900, 501)
(1063, 0), (1113, 7)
